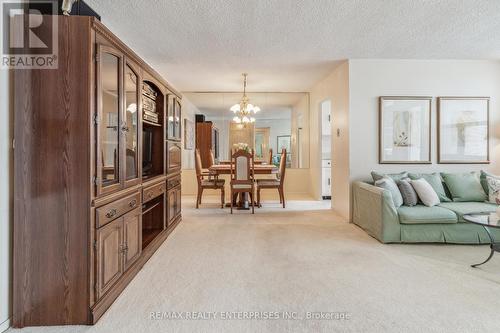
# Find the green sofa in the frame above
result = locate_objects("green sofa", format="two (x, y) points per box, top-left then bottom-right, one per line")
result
(352, 181), (500, 244)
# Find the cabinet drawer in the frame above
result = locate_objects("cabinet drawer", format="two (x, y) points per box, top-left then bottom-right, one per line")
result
(167, 176), (181, 190)
(143, 181), (166, 204)
(96, 192), (141, 228)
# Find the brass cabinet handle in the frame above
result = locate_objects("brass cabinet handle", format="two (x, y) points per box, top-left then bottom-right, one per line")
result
(120, 244), (128, 254)
(129, 199), (137, 208)
(105, 209), (117, 218)
(147, 192), (153, 198)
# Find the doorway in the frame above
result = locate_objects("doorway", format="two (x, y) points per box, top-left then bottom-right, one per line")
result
(320, 100), (332, 200)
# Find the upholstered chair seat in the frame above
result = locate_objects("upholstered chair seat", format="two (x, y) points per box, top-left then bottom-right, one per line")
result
(195, 149), (225, 208)
(257, 149), (287, 208)
(201, 179), (225, 187)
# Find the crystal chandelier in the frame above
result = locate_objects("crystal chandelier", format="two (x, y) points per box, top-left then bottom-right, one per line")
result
(230, 73), (260, 123)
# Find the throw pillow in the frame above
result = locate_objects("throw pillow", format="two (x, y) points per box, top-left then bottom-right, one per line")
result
(480, 170), (500, 195)
(441, 172), (487, 202)
(375, 176), (404, 208)
(397, 178), (418, 206)
(408, 173), (451, 202)
(410, 178), (440, 207)
(486, 176), (500, 204)
(371, 171), (408, 182)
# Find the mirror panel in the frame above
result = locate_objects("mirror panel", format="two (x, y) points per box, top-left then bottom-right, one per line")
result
(185, 92), (310, 168)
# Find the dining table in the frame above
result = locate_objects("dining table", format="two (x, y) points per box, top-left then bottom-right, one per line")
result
(209, 163), (279, 209)
(209, 164), (278, 175)
(218, 160), (265, 165)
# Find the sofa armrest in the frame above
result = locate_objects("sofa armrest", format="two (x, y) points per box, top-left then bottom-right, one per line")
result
(352, 181), (401, 243)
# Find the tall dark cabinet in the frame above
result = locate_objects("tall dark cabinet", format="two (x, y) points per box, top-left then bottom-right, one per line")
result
(195, 121), (219, 168)
(13, 16), (182, 327)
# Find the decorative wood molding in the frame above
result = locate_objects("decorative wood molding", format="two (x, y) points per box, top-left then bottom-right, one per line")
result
(91, 18), (182, 99)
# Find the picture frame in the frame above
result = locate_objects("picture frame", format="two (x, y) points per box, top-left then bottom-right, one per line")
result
(277, 135), (292, 167)
(437, 97), (490, 164)
(183, 118), (194, 150)
(379, 96), (432, 164)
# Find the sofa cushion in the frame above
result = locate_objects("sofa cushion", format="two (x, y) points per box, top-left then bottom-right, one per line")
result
(397, 179), (418, 206)
(485, 176), (500, 204)
(408, 172), (451, 202)
(371, 171), (408, 182)
(410, 179), (440, 207)
(398, 205), (458, 224)
(441, 172), (487, 202)
(480, 170), (500, 195)
(375, 176), (403, 208)
(438, 202), (498, 222)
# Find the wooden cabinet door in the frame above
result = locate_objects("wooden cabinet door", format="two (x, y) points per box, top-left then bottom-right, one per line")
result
(96, 218), (124, 298)
(96, 44), (124, 196)
(123, 208), (142, 271)
(167, 189), (176, 226)
(175, 187), (182, 217)
(167, 141), (182, 173)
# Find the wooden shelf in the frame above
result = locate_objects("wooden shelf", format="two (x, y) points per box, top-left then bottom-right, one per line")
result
(142, 228), (163, 250)
(143, 119), (162, 127)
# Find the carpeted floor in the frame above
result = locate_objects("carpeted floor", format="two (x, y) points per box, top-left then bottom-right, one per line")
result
(10, 196), (500, 333)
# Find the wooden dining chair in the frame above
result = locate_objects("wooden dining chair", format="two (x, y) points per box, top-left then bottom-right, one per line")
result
(230, 149), (255, 214)
(257, 149), (287, 208)
(208, 149), (216, 167)
(195, 149), (225, 208)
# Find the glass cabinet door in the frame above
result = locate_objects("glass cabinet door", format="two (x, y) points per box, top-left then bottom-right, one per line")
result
(97, 46), (123, 195)
(174, 98), (182, 140)
(124, 62), (140, 186)
(167, 95), (175, 140)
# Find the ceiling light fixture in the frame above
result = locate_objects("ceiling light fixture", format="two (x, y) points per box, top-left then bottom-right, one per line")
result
(230, 73), (260, 124)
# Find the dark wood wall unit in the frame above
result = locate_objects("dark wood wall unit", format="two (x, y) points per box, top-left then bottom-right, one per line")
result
(196, 122), (218, 168)
(13, 16), (182, 328)
(13, 16), (92, 327)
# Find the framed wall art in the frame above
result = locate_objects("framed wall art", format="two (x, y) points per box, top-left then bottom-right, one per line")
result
(379, 96), (432, 164)
(437, 97), (489, 164)
(277, 135), (292, 167)
(184, 118), (194, 150)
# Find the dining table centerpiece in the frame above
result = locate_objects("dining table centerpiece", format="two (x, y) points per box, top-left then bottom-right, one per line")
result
(233, 142), (250, 153)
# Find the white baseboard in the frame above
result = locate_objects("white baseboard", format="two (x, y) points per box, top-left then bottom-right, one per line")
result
(0, 318), (10, 333)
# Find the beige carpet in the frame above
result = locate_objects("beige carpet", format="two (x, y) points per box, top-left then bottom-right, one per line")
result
(10, 196), (500, 333)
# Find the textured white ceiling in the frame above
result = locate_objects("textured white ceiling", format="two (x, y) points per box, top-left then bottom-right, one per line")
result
(86, 0), (500, 92)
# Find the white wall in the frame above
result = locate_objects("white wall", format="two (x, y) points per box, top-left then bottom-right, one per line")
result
(0, 69), (11, 332)
(309, 61), (350, 219)
(349, 60), (500, 181)
(181, 97), (198, 170)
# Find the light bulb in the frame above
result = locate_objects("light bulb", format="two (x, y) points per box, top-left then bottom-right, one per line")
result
(253, 106), (260, 113)
(230, 104), (240, 112)
(250, 117), (255, 123)
(127, 103), (137, 113)
(242, 116), (250, 123)
(233, 117), (241, 123)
